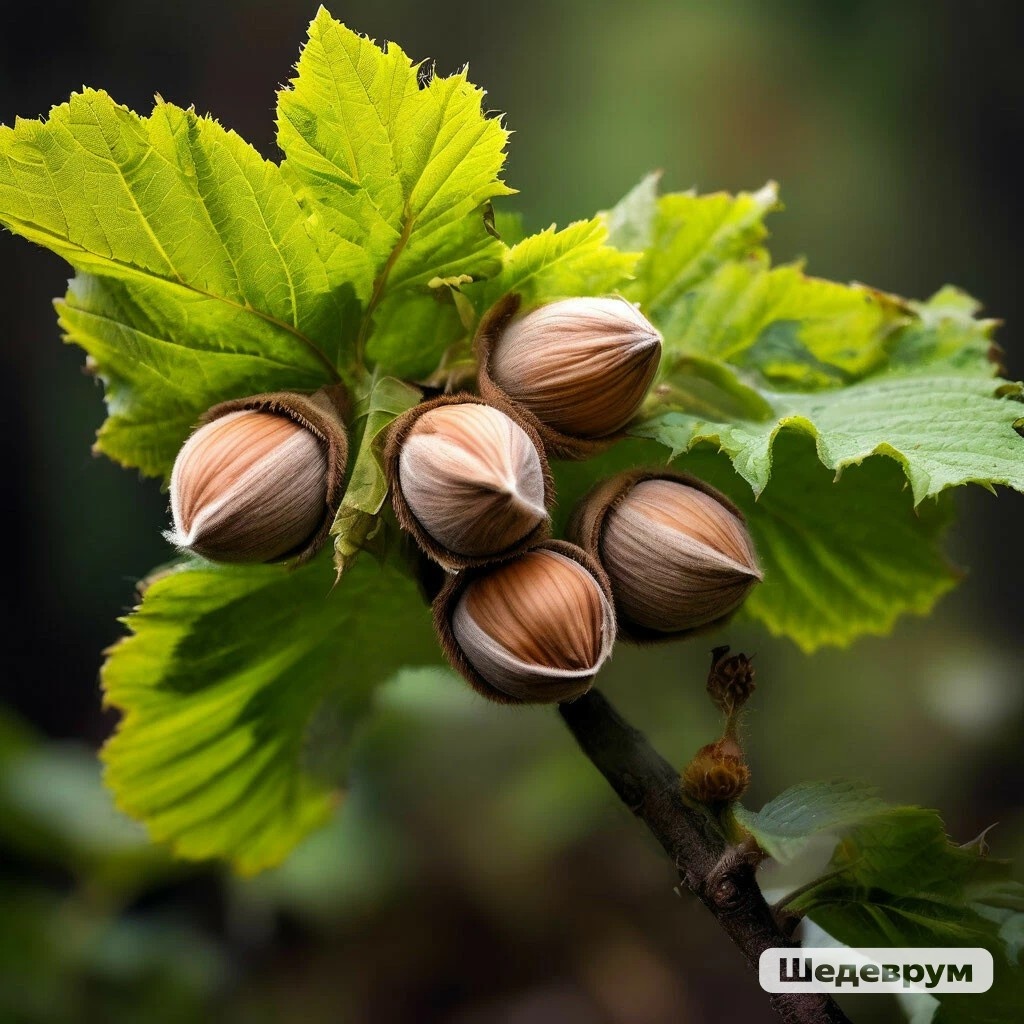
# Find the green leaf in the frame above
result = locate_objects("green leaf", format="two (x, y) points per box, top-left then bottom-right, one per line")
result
(888, 285), (1001, 376)
(101, 553), (440, 874)
(739, 781), (1024, 1024)
(732, 778), (889, 862)
(601, 171), (661, 253)
(469, 217), (639, 315)
(554, 432), (958, 652)
(332, 375), (421, 573)
(278, 8), (513, 376)
(636, 371), (1024, 502)
(0, 90), (362, 477)
(57, 275), (335, 477)
(613, 193), (1023, 648)
(611, 180), (780, 317)
(363, 285), (466, 380)
(645, 354), (775, 422)
(688, 437), (958, 650)
(606, 178), (909, 388)
(656, 256), (907, 386)
(632, 255), (1024, 505)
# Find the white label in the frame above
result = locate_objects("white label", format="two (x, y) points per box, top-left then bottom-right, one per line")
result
(759, 947), (993, 994)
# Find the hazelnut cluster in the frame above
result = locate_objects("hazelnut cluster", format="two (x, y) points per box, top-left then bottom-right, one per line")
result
(166, 296), (762, 705)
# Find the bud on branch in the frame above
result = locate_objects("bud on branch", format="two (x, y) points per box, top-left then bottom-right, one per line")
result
(706, 645), (756, 716)
(681, 737), (751, 805)
(683, 649), (756, 807)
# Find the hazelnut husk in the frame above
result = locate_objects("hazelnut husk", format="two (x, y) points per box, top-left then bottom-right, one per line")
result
(385, 392), (554, 571)
(168, 385), (348, 565)
(476, 294), (662, 461)
(568, 468), (762, 643)
(433, 540), (617, 705)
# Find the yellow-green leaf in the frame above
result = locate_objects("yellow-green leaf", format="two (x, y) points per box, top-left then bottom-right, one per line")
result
(102, 554), (440, 874)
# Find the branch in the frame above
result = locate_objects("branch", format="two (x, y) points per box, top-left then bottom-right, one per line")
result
(559, 689), (851, 1024)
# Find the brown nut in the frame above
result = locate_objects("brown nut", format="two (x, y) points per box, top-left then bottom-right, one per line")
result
(433, 540), (616, 704)
(385, 393), (553, 571)
(569, 469), (761, 642)
(167, 386), (348, 565)
(476, 294), (661, 460)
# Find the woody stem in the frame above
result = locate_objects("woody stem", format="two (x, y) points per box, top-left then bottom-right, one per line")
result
(558, 689), (852, 1024)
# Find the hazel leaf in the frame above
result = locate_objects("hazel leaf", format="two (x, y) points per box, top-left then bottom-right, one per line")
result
(469, 217), (639, 316)
(636, 372), (1024, 503)
(633, 281), (1024, 504)
(101, 553), (440, 874)
(738, 781), (1024, 1023)
(609, 177), (909, 388)
(653, 256), (908, 387)
(888, 285), (1001, 376)
(553, 433), (959, 652)
(732, 778), (891, 863)
(332, 375), (422, 574)
(278, 8), (513, 377)
(0, 91), (367, 478)
(364, 289), (467, 381)
(683, 435), (959, 651)
(644, 353), (775, 423)
(601, 171), (661, 253)
(57, 274), (338, 478)
(611, 179), (781, 316)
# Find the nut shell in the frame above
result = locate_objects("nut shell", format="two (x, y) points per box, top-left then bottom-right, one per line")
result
(385, 392), (554, 571)
(568, 468), (759, 643)
(433, 540), (616, 705)
(476, 295), (647, 461)
(177, 385), (349, 565)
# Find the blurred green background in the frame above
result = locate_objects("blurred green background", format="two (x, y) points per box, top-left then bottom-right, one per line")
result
(1, 1), (1022, 1022)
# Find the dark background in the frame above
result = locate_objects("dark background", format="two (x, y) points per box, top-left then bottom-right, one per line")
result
(1, 2), (1022, 1022)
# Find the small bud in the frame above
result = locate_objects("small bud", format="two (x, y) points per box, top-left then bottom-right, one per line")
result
(434, 541), (616, 704)
(681, 737), (751, 805)
(477, 295), (662, 459)
(387, 395), (552, 570)
(167, 388), (348, 565)
(706, 646), (756, 715)
(569, 470), (762, 640)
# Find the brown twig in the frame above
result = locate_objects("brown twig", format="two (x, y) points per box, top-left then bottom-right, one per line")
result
(559, 689), (852, 1024)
